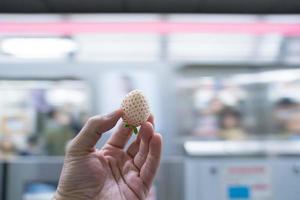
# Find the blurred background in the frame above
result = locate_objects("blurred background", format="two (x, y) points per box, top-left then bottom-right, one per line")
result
(0, 1), (300, 200)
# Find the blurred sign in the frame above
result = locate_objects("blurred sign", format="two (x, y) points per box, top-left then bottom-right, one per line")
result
(222, 165), (272, 200)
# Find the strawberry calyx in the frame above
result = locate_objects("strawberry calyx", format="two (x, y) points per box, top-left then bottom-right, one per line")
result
(124, 123), (138, 135)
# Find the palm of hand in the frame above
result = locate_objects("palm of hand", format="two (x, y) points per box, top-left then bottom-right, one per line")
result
(57, 111), (161, 200)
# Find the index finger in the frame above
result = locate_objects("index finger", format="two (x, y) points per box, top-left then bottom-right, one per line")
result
(68, 109), (123, 153)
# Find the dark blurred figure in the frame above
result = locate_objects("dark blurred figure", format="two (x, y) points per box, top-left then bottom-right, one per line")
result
(30, 89), (51, 134)
(70, 111), (90, 136)
(18, 135), (40, 156)
(273, 98), (298, 134)
(218, 107), (246, 140)
(44, 108), (74, 155)
(70, 113), (83, 134)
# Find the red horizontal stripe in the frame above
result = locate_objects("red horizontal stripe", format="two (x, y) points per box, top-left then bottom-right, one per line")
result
(0, 22), (299, 35)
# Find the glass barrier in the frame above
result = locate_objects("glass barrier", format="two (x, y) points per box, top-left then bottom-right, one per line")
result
(176, 69), (300, 141)
(0, 80), (90, 157)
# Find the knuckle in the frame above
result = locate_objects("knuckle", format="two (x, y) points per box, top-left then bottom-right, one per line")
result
(86, 116), (101, 126)
(65, 139), (82, 157)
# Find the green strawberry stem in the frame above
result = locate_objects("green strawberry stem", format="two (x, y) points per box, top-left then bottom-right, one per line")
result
(124, 123), (138, 135)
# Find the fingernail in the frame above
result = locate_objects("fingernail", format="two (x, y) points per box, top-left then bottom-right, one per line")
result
(148, 121), (154, 129)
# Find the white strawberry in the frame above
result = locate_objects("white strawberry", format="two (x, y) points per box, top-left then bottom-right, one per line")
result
(121, 89), (151, 134)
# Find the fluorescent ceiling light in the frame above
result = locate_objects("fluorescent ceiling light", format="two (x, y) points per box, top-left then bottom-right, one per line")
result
(231, 69), (300, 85)
(184, 141), (265, 156)
(75, 34), (159, 62)
(1, 37), (77, 59)
(168, 33), (255, 62)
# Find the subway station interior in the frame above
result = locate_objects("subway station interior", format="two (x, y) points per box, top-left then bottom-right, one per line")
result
(1, 1), (300, 200)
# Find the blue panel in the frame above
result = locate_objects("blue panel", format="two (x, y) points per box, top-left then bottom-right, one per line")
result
(228, 186), (250, 199)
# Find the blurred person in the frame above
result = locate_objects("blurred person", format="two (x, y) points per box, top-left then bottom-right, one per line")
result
(193, 97), (225, 138)
(70, 111), (88, 134)
(286, 111), (300, 139)
(70, 115), (82, 134)
(273, 98), (298, 133)
(18, 135), (40, 156)
(30, 89), (51, 134)
(209, 97), (225, 114)
(45, 108), (75, 155)
(0, 135), (16, 158)
(218, 107), (246, 140)
(53, 109), (162, 200)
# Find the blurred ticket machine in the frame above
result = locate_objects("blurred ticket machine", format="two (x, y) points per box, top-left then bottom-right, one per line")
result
(4, 157), (63, 200)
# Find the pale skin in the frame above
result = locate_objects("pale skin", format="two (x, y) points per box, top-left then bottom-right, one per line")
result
(54, 109), (162, 200)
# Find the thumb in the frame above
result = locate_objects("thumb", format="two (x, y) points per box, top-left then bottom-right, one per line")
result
(68, 109), (123, 154)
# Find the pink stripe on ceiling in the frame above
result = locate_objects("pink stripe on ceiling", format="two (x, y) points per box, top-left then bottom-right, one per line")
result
(0, 22), (300, 35)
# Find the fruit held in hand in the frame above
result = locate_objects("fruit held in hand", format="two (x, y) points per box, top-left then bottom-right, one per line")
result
(121, 89), (150, 134)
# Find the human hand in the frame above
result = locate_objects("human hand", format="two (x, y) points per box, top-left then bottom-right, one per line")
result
(54, 109), (162, 200)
